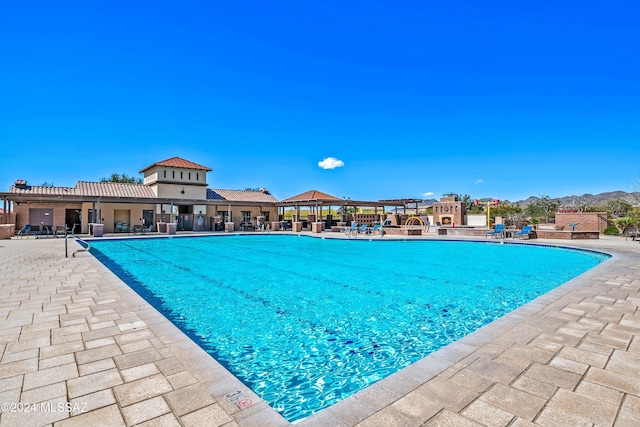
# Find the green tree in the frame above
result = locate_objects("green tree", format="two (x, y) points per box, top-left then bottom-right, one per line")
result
(612, 216), (638, 237)
(526, 195), (560, 223)
(100, 173), (143, 184)
(337, 197), (356, 216)
(597, 199), (633, 218)
(460, 194), (484, 214)
(632, 170), (640, 206)
(492, 201), (523, 227)
(563, 194), (596, 212)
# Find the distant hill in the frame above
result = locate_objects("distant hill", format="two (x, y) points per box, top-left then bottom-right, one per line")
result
(417, 191), (639, 208)
(516, 191), (640, 208)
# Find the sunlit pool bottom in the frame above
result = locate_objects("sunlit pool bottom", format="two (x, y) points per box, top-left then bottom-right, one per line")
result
(89, 235), (609, 422)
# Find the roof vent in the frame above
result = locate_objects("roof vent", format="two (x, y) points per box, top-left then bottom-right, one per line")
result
(14, 179), (27, 189)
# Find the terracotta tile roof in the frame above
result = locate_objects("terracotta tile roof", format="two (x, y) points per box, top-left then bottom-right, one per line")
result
(10, 181), (156, 199)
(139, 157), (212, 173)
(9, 179), (279, 203)
(281, 190), (342, 203)
(10, 184), (78, 196)
(207, 189), (279, 203)
(75, 182), (156, 198)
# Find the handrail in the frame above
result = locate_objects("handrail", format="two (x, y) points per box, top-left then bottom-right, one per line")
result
(65, 234), (91, 258)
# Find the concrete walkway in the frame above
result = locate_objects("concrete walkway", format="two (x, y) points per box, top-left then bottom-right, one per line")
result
(0, 234), (638, 426)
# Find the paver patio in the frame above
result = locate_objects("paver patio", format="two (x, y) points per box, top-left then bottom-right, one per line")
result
(0, 233), (638, 426)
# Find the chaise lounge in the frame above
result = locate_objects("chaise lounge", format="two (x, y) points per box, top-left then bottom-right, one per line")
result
(513, 225), (533, 239)
(16, 224), (34, 239)
(486, 224), (504, 239)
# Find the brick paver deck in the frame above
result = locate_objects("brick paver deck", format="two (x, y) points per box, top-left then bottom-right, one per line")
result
(1, 233), (638, 426)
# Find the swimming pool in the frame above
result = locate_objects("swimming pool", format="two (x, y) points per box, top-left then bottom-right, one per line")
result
(89, 235), (608, 422)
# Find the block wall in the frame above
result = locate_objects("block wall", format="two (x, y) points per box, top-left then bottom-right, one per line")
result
(554, 212), (608, 233)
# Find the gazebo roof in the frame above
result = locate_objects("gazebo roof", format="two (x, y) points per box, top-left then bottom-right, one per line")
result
(139, 157), (212, 173)
(280, 190), (342, 203)
(279, 190), (415, 208)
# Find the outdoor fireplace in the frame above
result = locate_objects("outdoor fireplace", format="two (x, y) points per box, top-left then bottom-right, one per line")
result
(432, 196), (466, 226)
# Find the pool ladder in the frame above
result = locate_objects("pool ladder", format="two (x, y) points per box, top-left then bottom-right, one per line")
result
(65, 233), (91, 258)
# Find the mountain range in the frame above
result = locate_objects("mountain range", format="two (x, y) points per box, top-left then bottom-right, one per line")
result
(419, 191), (640, 208)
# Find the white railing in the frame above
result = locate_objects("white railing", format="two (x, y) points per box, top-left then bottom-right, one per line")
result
(65, 233), (91, 258)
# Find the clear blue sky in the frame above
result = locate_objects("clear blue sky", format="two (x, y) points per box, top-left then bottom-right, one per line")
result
(1, 1), (639, 203)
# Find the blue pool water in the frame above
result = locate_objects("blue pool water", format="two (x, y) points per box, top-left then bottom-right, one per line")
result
(89, 235), (608, 422)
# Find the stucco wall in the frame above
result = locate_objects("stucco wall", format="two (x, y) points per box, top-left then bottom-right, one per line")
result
(13, 202), (82, 231)
(554, 212), (608, 233)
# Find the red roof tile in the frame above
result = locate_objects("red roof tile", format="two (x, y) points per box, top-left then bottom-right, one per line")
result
(208, 189), (279, 203)
(281, 190), (341, 203)
(10, 181), (156, 198)
(75, 182), (156, 198)
(139, 157), (212, 173)
(10, 184), (78, 196)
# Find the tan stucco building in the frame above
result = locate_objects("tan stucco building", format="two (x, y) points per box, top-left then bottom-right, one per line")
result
(2, 157), (279, 235)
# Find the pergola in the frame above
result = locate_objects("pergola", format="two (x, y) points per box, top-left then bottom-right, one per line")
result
(277, 190), (422, 223)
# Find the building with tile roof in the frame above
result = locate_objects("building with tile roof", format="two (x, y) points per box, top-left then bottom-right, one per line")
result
(2, 157), (279, 234)
(0, 157), (423, 235)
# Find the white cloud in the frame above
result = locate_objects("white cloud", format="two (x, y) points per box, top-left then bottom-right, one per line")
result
(318, 157), (345, 169)
(475, 179), (484, 184)
(422, 191), (434, 197)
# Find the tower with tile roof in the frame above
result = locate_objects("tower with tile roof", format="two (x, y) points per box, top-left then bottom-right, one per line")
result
(139, 157), (212, 200)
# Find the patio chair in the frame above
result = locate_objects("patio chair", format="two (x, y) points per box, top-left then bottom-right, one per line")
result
(38, 225), (54, 239)
(625, 226), (639, 241)
(486, 224), (505, 239)
(341, 222), (358, 236)
(367, 224), (382, 235)
(16, 224), (33, 239)
(513, 225), (533, 239)
(240, 222), (255, 231)
(54, 225), (68, 238)
(353, 224), (368, 237)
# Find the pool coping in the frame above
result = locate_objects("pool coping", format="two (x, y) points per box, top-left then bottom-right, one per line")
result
(1, 232), (639, 426)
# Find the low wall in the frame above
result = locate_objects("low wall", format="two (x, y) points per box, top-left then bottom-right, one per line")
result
(383, 227), (422, 236)
(442, 228), (490, 237)
(535, 230), (600, 240)
(555, 212), (608, 233)
(466, 214), (487, 227)
(0, 224), (15, 239)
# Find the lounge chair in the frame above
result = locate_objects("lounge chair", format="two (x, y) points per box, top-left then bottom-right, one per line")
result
(16, 224), (33, 239)
(341, 222), (359, 236)
(367, 224), (381, 235)
(513, 225), (533, 239)
(624, 226), (639, 241)
(54, 225), (68, 238)
(486, 224), (505, 239)
(240, 222), (255, 231)
(353, 224), (368, 237)
(38, 225), (54, 238)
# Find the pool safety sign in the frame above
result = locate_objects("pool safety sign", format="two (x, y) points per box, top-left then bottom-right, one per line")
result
(225, 390), (254, 409)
